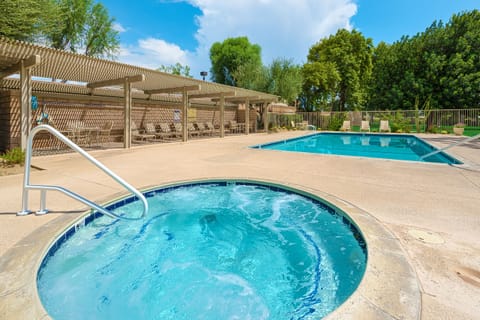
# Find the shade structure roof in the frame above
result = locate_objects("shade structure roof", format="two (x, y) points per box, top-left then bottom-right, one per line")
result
(0, 36), (278, 103)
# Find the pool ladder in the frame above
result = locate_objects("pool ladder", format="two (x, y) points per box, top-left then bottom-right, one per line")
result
(419, 133), (480, 161)
(17, 125), (148, 220)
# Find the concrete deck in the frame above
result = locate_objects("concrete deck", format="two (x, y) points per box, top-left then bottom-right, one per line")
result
(1, 131), (479, 319)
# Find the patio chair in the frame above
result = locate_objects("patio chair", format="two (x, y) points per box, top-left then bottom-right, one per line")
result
(379, 120), (391, 133)
(228, 120), (239, 133)
(131, 121), (155, 142)
(187, 122), (200, 137)
(98, 120), (114, 143)
(205, 122), (219, 135)
(195, 122), (211, 136)
(360, 120), (370, 132)
(158, 123), (176, 139)
(145, 122), (171, 140)
(172, 122), (184, 138)
(66, 120), (88, 145)
(340, 120), (351, 132)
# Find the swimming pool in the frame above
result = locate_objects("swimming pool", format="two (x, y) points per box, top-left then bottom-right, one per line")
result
(37, 180), (367, 320)
(253, 133), (461, 164)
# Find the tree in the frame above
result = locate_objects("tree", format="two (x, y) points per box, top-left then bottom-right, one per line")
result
(157, 63), (193, 78)
(300, 61), (340, 111)
(0, 0), (56, 41)
(209, 37), (262, 85)
(233, 60), (268, 91)
(265, 58), (303, 105)
(303, 29), (373, 111)
(46, 0), (119, 58)
(368, 10), (480, 110)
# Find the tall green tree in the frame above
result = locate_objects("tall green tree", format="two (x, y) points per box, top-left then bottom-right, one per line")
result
(47, 0), (119, 58)
(157, 63), (193, 78)
(369, 10), (480, 110)
(209, 37), (262, 85)
(0, 0), (55, 41)
(303, 29), (373, 111)
(265, 58), (303, 105)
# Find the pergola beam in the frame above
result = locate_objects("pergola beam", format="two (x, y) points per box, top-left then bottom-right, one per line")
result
(0, 54), (40, 79)
(144, 84), (200, 95)
(211, 95), (260, 103)
(189, 91), (236, 99)
(87, 74), (145, 89)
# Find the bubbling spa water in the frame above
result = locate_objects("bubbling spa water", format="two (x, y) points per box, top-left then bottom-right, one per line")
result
(37, 181), (366, 319)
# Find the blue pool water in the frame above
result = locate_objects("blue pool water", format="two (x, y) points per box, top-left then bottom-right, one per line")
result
(37, 181), (366, 320)
(253, 133), (461, 164)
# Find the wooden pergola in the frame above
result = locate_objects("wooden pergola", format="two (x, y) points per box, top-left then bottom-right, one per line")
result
(0, 37), (278, 149)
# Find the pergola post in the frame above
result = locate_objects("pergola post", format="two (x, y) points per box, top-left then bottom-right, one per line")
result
(263, 102), (269, 133)
(124, 79), (132, 148)
(244, 98), (250, 135)
(220, 93), (225, 138)
(18, 55), (41, 150)
(182, 87), (188, 142)
(87, 74), (144, 149)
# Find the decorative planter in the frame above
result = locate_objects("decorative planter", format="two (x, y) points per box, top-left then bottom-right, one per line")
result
(453, 127), (464, 135)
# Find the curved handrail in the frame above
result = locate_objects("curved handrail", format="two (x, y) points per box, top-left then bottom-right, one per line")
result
(18, 125), (148, 220)
(419, 133), (480, 161)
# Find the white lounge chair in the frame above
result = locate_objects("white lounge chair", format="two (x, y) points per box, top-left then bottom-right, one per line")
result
(340, 120), (351, 132)
(360, 120), (370, 132)
(379, 120), (391, 133)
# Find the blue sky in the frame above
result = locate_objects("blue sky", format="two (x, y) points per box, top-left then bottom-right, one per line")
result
(99, 0), (479, 79)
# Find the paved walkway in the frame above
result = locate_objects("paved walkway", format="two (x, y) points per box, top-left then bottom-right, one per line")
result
(1, 131), (479, 319)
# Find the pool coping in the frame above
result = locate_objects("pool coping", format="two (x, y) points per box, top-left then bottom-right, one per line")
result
(0, 178), (421, 319)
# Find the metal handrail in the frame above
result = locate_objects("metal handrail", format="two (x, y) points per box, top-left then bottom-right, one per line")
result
(419, 133), (480, 161)
(18, 125), (148, 220)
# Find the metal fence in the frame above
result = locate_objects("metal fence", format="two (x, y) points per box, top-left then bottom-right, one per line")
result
(269, 109), (480, 133)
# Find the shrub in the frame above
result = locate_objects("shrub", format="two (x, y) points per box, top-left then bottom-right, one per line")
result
(1, 147), (25, 166)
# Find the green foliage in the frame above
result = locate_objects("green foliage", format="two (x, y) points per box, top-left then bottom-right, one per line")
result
(264, 58), (303, 105)
(0, 0), (54, 41)
(327, 113), (346, 131)
(368, 10), (480, 110)
(47, 0), (119, 58)
(233, 60), (268, 91)
(1, 0), (119, 58)
(209, 37), (262, 85)
(303, 29), (373, 112)
(157, 63), (193, 78)
(1, 147), (25, 166)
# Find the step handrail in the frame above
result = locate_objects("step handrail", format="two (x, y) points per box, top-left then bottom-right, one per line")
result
(420, 133), (480, 161)
(18, 125), (148, 220)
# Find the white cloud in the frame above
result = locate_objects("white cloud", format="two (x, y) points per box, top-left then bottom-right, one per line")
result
(116, 0), (357, 78)
(118, 38), (190, 70)
(112, 22), (127, 33)
(186, 0), (357, 75)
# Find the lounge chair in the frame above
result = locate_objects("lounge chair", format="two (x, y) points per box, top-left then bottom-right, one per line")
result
(172, 122), (183, 137)
(187, 122), (200, 137)
(145, 122), (172, 140)
(379, 120), (391, 133)
(195, 122), (211, 136)
(228, 120), (240, 133)
(98, 120), (114, 143)
(205, 122), (219, 135)
(340, 120), (351, 132)
(360, 120), (370, 132)
(158, 123), (176, 139)
(131, 121), (155, 142)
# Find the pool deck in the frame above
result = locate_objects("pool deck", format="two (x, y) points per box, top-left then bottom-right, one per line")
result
(0, 131), (479, 319)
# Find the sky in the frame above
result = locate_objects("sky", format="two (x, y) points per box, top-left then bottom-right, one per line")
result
(99, 0), (479, 79)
